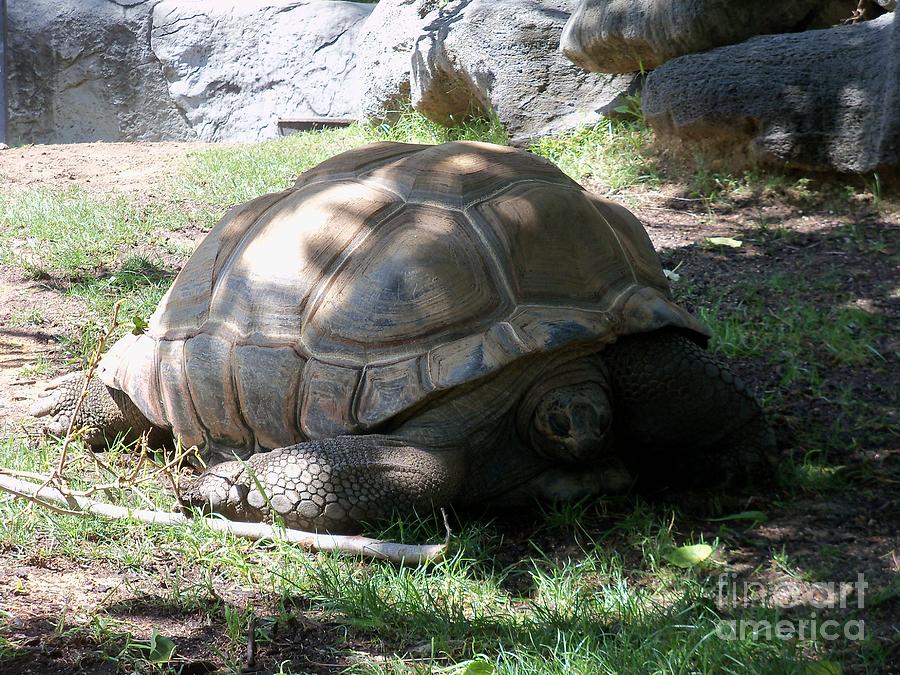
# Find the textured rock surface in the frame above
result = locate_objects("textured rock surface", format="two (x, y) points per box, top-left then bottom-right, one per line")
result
(642, 12), (899, 173)
(6, 0), (373, 144)
(562, 0), (861, 73)
(6, 0), (190, 145)
(409, 0), (639, 144)
(151, 0), (373, 142)
(356, 0), (444, 122)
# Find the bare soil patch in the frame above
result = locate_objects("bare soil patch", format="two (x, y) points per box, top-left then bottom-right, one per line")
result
(0, 269), (72, 433)
(0, 142), (207, 195)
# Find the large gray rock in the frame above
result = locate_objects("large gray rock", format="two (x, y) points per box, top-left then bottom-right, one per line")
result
(151, 0), (373, 142)
(409, 0), (639, 144)
(6, 0), (373, 145)
(356, 0), (444, 122)
(562, 0), (861, 73)
(6, 0), (190, 145)
(642, 12), (899, 173)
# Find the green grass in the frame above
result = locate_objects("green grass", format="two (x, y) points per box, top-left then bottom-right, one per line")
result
(688, 279), (891, 464)
(0, 432), (835, 674)
(0, 187), (136, 278)
(0, 187), (186, 280)
(61, 255), (175, 366)
(698, 301), (885, 381)
(529, 119), (659, 190)
(7, 306), (46, 327)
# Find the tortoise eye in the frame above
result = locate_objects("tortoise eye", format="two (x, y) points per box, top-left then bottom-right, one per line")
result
(548, 411), (570, 436)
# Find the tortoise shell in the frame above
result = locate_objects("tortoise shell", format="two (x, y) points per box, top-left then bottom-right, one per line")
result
(99, 141), (709, 462)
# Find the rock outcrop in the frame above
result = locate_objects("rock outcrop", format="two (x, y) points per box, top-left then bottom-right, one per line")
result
(358, 0), (639, 144)
(151, 0), (373, 142)
(6, 0), (374, 144)
(356, 0), (443, 123)
(6, 0), (190, 145)
(561, 0), (862, 73)
(642, 12), (899, 173)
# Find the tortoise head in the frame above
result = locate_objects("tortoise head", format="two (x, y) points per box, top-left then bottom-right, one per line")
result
(518, 357), (614, 464)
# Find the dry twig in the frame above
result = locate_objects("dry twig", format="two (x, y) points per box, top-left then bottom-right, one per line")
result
(843, 0), (868, 23)
(41, 300), (122, 492)
(0, 474), (448, 565)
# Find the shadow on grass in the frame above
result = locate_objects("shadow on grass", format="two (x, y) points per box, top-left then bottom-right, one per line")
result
(653, 209), (898, 460)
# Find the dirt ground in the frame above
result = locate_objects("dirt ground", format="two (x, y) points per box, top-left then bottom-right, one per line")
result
(0, 142), (206, 195)
(0, 142), (898, 673)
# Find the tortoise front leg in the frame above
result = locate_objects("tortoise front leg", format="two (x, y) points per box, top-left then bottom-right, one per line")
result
(601, 329), (777, 487)
(30, 372), (153, 448)
(179, 436), (464, 534)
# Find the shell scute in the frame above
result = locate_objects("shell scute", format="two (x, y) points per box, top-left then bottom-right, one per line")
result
(473, 182), (640, 306)
(233, 345), (306, 451)
(206, 180), (401, 344)
(155, 339), (205, 451)
(363, 141), (579, 208)
(184, 333), (253, 459)
(301, 204), (507, 362)
(292, 141), (429, 189)
(355, 356), (428, 427)
(155, 190), (292, 336)
(299, 359), (362, 440)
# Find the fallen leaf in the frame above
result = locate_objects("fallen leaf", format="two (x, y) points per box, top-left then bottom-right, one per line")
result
(663, 268), (681, 282)
(705, 236), (743, 248)
(462, 660), (495, 674)
(664, 544), (713, 568)
(149, 630), (176, 664)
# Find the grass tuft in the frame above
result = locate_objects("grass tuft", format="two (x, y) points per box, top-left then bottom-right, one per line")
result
(0, 188), (160, 280)
(529, 119), (659, 190)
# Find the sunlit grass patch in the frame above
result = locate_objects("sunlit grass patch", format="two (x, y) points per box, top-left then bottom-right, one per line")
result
(529, 119), (660, 190)
(0, 186), (192, 283)
(0, 428), (820, 673)
(696, 296), (888, 440)
(697, 299), (886, 381)
(0, 188), (153, 279)
(174, 125), (373, 218)
(664, 153), (888, 211)
(0, 427), (826, 673)
(7, 306), (46, 328)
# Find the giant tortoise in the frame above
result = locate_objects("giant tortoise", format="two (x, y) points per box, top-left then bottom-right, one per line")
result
(31, 141), (774, 533)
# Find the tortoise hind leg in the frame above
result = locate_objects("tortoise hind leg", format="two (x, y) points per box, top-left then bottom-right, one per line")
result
(601, 329), (776, 487)
(179, 435), (465, 534)
(30, 372), (153, 448)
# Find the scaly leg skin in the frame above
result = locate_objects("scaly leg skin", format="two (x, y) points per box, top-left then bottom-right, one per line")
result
(29, 372), (152, 448)
(179, 435), (464, 534)
(602, 329), (777, 488)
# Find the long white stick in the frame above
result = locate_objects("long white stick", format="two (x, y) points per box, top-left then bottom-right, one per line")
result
(0, 474), (447, 565)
